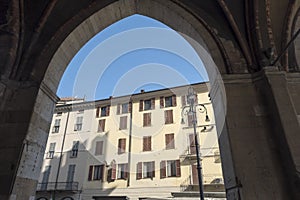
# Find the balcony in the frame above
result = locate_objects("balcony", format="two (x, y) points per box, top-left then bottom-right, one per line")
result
(36, 182), (79, 192)
(179, 147), (198, 165)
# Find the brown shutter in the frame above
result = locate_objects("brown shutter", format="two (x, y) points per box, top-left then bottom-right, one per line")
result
(88, 165), (93, 181)
(98, 119), (105, 132)
(151, 98), (155, 109)
(96, 107), (100, 118)
(165, 110), (173, 124)
(117, 104), (120, 115)
(172, 95), (177, 106)
(160, 97), (164, 108)
(181, 95), (186, 106)
(143, 136), (151, 151)
(189, 134), (196, 154)
(143, 113), (151, 127)
(129, 102), (132, 113)
(151, 161), (155, 178)
(165, 133), (174, 149)
(106, 105), (110, 116)
(139, 100), (143, 111)
(111, 162), (116, 180)
(188, 114), (193, 127)
(137, 162), (142, 179)
(124, 163), (128, 179)
(160, 161), (166, 179)
(176, 160), (181, 177)
(100, 165), (104, 181)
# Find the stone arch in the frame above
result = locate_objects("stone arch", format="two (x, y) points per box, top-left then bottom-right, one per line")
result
(17, 0), (233, 198)
(10, 0), (296, 200)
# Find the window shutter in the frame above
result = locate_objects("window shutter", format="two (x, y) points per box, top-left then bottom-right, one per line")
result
(188, 114), (193, 127)
(124, 163), (128, 179)
(137, 162), (142, 179)
(88, 166), (93, 181)
(160, 97), (164, 108)
(165, 110), (173, 124)
(181, 95), (186, 106)
(151, 98), (155, 109)
(106, 106), (110, 116)
(111, 162), (116, 180)
(100, 165), (104, 181)
(143, 113), (151, 127)
(129, 102), (132, 113)
(143, 136), (151, 151)
(120, 116), (127, 130)
(172, 95), (177, 106)
(151, 161), (155, 178)
(176, 160), (181, 177)
(117, 104), (120, 115)
(189, 134), (196, 154)
(96, 107), (100, 117)
(160, 161), (166, 179)
(139, 100), (143, 111)
(165, 133), (174, 149)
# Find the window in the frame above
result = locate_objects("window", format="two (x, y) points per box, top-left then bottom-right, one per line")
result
(181, 95), (187, 106)
(144, 99), (152, 110)
(214, 150), (221, 163)
(74, 116), (83, 131)
(122, 103), (129, 114)
(47, 143), (56, 159)
(165, 133), (175, 149)
(70, 141), (79, 158)
(187, 113), (193, 127)
(41, 165), (51, 190)
(189, 134), (196, 154)
(160, 160), (181, 178)
(143, 113), (151, 127)
(117, 102), (131, 114)
(52, 119), (61, 133)
(107, 162), (116, 182)
(119, 116), (127, 130)
(66, 165), (76, 189)
(139, 98), (155, 111)
(164, 110), (173, 124)
(143, 136), (152, 151)
(78, 109), (84, 113)
(96, 105), (110, 117)
(88, 165), (104, 181)
(98, 119), (105, 132)
(118, 138), (126, 154)
(136, 161), (155, 179)
(160, 95), (177, 108)
(95, 141), (104, 155)
(117, 163), (128, 179)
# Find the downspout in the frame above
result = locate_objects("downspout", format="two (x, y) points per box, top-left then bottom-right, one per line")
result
(52, 107), (70, 199)
(127, 100), (133, 187)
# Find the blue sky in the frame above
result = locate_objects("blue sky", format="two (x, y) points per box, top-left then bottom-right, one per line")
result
(57, 14), (208, 100)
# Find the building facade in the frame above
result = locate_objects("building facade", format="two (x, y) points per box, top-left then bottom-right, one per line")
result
(35, 83), (223, 200)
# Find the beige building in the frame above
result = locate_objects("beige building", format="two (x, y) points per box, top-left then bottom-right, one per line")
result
(35, 83), (224, 200)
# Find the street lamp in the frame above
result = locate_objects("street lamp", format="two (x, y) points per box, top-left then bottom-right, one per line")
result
(181, 86), (210, 200)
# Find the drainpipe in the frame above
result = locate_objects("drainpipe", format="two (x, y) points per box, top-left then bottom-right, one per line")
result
(52, 107), (70, 199)
(127, 100), (133, 187)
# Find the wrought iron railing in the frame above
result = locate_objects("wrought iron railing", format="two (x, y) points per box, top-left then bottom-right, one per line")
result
(36, 182), (79, 191)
